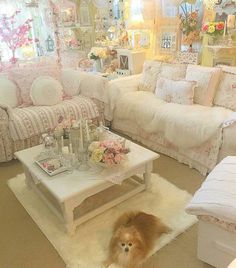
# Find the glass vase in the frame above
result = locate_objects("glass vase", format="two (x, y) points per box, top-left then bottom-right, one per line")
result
(93, 59), (102, 72)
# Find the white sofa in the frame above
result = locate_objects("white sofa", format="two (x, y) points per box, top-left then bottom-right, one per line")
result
(108, 62), (236, 175)
(0, 67), (109, 162)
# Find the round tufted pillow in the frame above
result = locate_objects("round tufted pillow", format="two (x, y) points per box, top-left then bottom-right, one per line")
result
(0, 77), (19, 107)
(30, 76), (63, 106)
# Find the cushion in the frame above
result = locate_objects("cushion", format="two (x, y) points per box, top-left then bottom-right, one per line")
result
(155, 77), (196, 105)
(159, 63), (187, 80)
(0, 77), (19, 107)
(61, 69), (81, 97)
(30, 76), (63, 106)
(138, 60), (162, 92)
(185, 65), (222, 106)
(9, 65), (61, 106)
(214, 66), (236, 111)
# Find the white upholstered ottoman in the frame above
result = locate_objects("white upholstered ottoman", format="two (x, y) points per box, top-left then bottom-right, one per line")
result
(186, 156), (236, 268)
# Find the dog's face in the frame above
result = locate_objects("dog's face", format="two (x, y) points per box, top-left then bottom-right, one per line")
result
(117, 228), (138, 254)
(111, 226), (146, 263)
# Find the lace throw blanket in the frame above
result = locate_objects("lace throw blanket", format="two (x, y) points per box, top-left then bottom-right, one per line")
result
(7, 96), (100, 141)
(115, 91), (233, 148)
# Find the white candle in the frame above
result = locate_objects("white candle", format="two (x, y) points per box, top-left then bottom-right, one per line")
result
(223, 20), (227, 37)
(69, 143), (73, 154)
(227, 15), (236, 29)
(79, 120), (84, 150)
(85, 120), (90, 142)
(62, 146), (69, 154)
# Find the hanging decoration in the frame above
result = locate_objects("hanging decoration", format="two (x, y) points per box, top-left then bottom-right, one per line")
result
(45, 35), (55, 52)
(49, 0), (62, 68)
(0, 10), (33, 64)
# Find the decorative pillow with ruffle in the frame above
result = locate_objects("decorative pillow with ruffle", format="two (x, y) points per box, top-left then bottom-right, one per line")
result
(155, 77), (196, 105)
(9, 64), (61, 106)
(138, 60), (162, 92)
(214, 66), (236, 111)
(30, 76), (63, 106)
(185, 65), (222, 107)
(0, 77), (19, 108)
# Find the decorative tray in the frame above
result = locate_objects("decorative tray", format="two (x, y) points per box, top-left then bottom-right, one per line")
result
(35, 157), (67, 176)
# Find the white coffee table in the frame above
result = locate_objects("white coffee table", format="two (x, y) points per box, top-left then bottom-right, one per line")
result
(15, 140), (159, 235)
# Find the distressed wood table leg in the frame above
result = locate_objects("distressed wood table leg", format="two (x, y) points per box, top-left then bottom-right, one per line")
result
(143, 162), (153, 190)
(62, 202), (75, 236)
(23, 166), (33, 189)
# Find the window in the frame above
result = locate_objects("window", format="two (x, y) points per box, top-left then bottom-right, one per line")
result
(0, 0), (55, 62)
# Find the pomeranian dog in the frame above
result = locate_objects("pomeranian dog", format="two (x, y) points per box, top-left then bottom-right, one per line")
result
(103, 211), (171, 268)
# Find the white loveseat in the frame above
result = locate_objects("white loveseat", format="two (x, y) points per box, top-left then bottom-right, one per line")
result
(108, 62), (236, 175)
(0, 66), (109, 162)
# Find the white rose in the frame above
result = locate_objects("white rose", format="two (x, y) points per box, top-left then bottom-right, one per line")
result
(88, 141), (100, 152)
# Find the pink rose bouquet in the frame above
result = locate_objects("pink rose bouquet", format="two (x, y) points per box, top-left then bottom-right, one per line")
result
(89, 140), (129, 166)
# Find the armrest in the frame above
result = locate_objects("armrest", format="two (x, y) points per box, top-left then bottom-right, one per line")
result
(108, 74), (141, 114)
(78, 72), (109, 104)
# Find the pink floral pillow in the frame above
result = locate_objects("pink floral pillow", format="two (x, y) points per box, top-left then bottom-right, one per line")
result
(9, 65), (61, 106)
(155, 77), (196, 105)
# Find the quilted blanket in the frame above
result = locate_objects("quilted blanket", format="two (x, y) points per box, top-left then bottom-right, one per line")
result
(8, 96), (99, 141)
(186, 156), (236, 225)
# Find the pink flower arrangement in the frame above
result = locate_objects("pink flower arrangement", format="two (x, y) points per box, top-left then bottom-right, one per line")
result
(180, 7), (200, 45)
(202, 21), (225, 36)
(89, 140), (129, 165)
(54, 115), (75, 139)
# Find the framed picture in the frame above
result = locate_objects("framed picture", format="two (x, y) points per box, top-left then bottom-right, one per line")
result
(80, 2), (91, 26)
(120, 55), (129, 70)
(60, 0), (77, 27)
(160, 32), (177, 52)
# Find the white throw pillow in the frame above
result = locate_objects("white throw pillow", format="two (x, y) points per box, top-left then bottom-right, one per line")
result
(61, 69), (81, 97)
(214, 66), (236, 111)
(138, 60), (162, 92)
(155, 77), (196, 105)
(0, 77), (19, 107)
(30, 76), (63, 106)
(160, 63), (187, 80)
(185, 65), (222, 106)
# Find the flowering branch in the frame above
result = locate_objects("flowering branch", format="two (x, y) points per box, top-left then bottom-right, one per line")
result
(0, 10), (33, 63)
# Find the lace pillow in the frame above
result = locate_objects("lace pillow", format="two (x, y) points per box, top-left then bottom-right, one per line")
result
(61, 69), (81, 97)
(0, 77), (19, 107)
(185, 65), (222, 106)
(160, 63), (187, 80)
(138, 60), (162, 92)
(155, 77), (196, 105)
(214, 67), (236, 111)
(9, 65), (61, 106)
(30, 76), (63, 106)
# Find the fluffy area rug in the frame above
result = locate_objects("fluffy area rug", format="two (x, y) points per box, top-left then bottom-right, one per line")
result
(8, 173), (197, 268)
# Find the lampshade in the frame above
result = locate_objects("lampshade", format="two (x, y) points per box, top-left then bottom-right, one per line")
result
(171, 0), (196, 6)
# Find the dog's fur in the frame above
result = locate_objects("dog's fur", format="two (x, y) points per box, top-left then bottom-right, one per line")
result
(103, 211), (171, 268)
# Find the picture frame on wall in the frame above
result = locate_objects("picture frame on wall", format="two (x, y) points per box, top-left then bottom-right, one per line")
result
(80, 2), (91, 26)
(160, 31), (177, 53)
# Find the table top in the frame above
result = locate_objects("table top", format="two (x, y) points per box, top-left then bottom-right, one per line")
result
(15, 139), (159, 202)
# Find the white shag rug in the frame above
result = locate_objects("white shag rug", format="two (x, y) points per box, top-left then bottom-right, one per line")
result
(8, 173), (197, 268)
